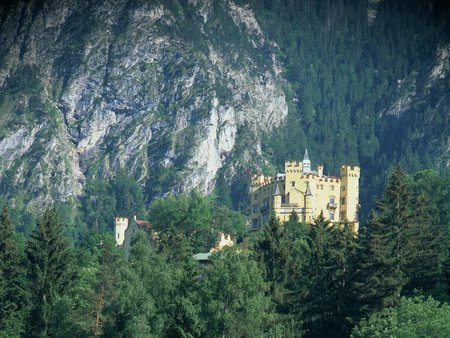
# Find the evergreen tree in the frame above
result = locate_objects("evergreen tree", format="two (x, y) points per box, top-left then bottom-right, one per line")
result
(376, 167), (413, 279)
(26, 207), (73, 337)
(0, 206), (28, 338)
(351, 211), (404, 322)
(48, 233), (123, 338)
(253, 215), (290, 308)
(303, 214), (356, 337)
(282, 212), (311, 336)
(403, 194), (442, 293)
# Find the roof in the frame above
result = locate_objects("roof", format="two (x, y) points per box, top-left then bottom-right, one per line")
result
(135, 220), (152, 229)
(273, 182), (281, 196)
(303, 149), (310, 162)
(193, 252), (211, 261)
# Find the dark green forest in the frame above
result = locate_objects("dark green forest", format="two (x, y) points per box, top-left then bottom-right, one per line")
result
(1, 168), (449, 337)
(0, 0), (449, 336)
(219, 0), (449, 217)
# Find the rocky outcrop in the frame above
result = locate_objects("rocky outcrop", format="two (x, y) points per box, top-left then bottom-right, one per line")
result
(0, 0), (287, 207)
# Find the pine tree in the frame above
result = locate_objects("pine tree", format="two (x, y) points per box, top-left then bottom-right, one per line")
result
(376, 167), (413, 281)
(402, 194), (442, 293)
(303, 214), (356, 337)
(0, 206), (29, 338)
(26, 207), (73, 337)
(253, 215), (290, 306)
(351, 211), (404, 322)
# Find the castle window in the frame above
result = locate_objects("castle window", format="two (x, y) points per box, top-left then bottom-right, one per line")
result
(291, 181), (295, 187)
(329, 197), (335, 204)
(252, 205), (259, 213)
(331, 185), (335, 191)
(320, 185), (324, 190)
(340, 212), (345, 220)
(342, 186), (346, 191)
(117, 233), (119, 238)
(329, 212), (334, 220)
(341, 198), (346, 205)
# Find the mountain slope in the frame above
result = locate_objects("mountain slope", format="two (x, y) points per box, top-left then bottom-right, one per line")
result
(0, 0), (287, 209)
(0, 0), (448, 218)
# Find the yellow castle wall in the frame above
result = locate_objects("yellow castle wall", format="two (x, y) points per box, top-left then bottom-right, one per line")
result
(250, 162), (360, 231)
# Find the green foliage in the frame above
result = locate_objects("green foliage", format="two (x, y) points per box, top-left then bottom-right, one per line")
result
(253, 216), (290, 304)
(26, 207), (74, 337)
(48, 233), (123, 337)
(0, 165), (447, 337)
(352, 189), (407, 320)
(80, 178), (116, 233)
(113, 171), (146, 219)
(149, 192), (246, 252)
(411, 169), (450, 229)
(246, 0), (448, 221)
(104, 232), (204, 337)
(402, 194), (442, 294)
(0, 207), (29, 338)
(201, 248), (279, 337)
(351, 296), (450, 338)
(304, 215), (356, 337)
(79, 172), (146, 233)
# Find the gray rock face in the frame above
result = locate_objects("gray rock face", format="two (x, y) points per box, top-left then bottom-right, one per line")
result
(0, 0), (287, 207)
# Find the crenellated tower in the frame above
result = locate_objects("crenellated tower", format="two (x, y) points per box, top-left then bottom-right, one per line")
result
(115, 217), (129, 246)
(339, 165), (360, 232)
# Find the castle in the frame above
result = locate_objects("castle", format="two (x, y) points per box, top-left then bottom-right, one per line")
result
(250, 150), (360, 232)
(115, 216), (153, 259)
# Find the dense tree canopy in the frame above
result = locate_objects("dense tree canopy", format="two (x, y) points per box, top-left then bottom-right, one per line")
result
(351, 296), (450, 338)
(0, 166), (448, 337)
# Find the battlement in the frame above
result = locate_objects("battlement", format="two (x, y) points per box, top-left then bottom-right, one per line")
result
(251, 152), (360, 231)
(115, 217), (129, 227)
(285, 160), (302, 168)
(340, 165), (360, 177)
(251, 174), (274, 188)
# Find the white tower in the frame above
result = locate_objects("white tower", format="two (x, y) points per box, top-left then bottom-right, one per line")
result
(115, 217), (129, 246)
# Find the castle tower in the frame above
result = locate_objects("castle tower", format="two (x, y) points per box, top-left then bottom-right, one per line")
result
(302, 149), (311, 173)
(304, 181), (313, 223)
(339, 165), (360, 232)
(115, 217), (129, 246)
(285, 160), (302, 205)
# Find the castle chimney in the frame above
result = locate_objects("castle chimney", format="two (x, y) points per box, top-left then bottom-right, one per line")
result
(317, 165), (323, 177)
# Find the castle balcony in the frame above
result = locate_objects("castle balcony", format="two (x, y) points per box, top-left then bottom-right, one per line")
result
(327, 202), (338, 209)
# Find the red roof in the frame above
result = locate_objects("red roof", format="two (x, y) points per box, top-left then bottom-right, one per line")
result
(135, 220), (152, 229)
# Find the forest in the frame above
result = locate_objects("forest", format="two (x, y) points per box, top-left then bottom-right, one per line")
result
(1, 167), (449, 337)
(0, 1), (449, 336)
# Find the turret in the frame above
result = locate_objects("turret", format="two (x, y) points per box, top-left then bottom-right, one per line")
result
(339, 165), (360, 232)
(317, 165), (323, 177)
(273, 182), (282, 209)
(302, 149), (311, 173)
(115, 217), (129, 246)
